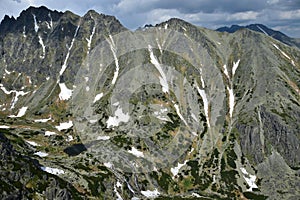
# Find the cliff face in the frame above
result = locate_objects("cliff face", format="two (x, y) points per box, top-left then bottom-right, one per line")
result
(0, 6), (299, 199)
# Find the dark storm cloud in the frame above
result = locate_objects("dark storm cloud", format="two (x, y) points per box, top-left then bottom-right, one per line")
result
(115, 0), (269, 14)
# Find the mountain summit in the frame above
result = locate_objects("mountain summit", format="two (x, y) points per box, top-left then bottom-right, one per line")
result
(0, 6), (299, 199)
(217, 23), (300, 48)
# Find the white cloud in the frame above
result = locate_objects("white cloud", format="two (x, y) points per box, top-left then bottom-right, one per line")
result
(278, 9), (300, 19)
(227, 11), (259, 21)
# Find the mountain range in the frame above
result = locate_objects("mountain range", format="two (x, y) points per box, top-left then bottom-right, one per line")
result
(0, 6), (299, 200)
(216, 24), (300, 49)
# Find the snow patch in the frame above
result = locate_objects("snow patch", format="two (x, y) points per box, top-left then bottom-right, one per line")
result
(148, 45), (169, 93)
(86, 24), (96, 54)
(227, 87), (235, 118)
(38, 35), (46, 59)
(104, 162), (113, 168)
(156, 38), (163, 54)
(23, 26), (26, 37)
(106, 106), (130, 128)
(195, 83), (210, 127)
(97, 135), (110, 140)
(114, 185), (123, 200)
(4, 68), (11, 75)
(66, 135), (74, 142)
(291, 60), (295, 66)
(174, 104), (188, 126)
(223, 64), (230, 79)
(34, 151), (48, 157)
(116, 181), (122, 188)
(153, 108), (170, 122)
(232, 59), (240, 76)
(59, 25), (80, 76)
(108, 35), (120, 85)
(200, 75), (205, 88)
(48, 13), (53, 28)
(34, 117), (51, 123)
(0, 125), (10, 129)
(272, 43), (291, 59)
(89, 119), (98, 124)
(257, 25), (269, 36)
(141, 189), (160, 198)
(32, 14), (39, 32)
(192, 193), (201, 197)
(171, 161), (187, 177)
(55, 120), (73, 131)
(9, 107), (28, 118)
(191, 113), (198, 122)
(26, 140), (40, 146)
(41, 166), (65, 175)
(0, 85), (29, 109)
(58, 83), (73, 100)
(240, 167), (258, 191)
(128, 147), (144, 158)
(45, 131), (57, 136)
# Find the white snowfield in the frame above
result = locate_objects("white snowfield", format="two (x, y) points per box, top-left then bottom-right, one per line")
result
(59, 25), (80, 76)
(55, 121), (73, 131)
(195, 83), (210, 127)
(40, 166), (65, 175)
(240, 167), (258, 191)
(86, 21), (96, 55)
(257, 25), (269, 36)
(128, 147), (144, 158)
(171, 161), (187, 177)
(191, 113), (198, 122)
(272, 43), (295, 66)
(93, 92), (103, 103)
(0, 125), (10, 129)
(32, 14), (39, 32)
(223, 64), (230, 79)
(114, 184), (123, 200)
(0, 84), (30, 109)
(26, 140), (40, 146)
(227, 87), (235, 118)
(148, 45), (169, 93)
(96, 135), (110, 140)
(9, 107), (28, 118)
(174, 104), (188, 126)
(106, 106), (130, 128)
(141, 189), (160, 198)
(45, 131), (57, 136)
(108, 35), (119, 85)
(153, 108), (170, 122)
(58, 83), (73, 100)
(38, 35), (46, 58)
(66, 135), (74, 142)
(104, 162), (113, 168)
(34, 117), (51, 122)
(232, 59), (240, 76)
(34, 151), (49, 157)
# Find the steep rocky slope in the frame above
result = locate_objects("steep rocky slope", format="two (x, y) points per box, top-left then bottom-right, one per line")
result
(0, 6), (299, 199)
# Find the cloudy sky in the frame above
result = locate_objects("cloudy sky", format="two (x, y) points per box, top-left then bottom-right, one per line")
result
(1, 0), (300, 37)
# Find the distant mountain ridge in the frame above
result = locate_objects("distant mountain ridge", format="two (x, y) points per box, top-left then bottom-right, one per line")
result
(217, 23), (300, 48)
